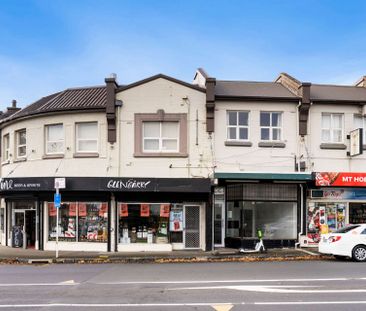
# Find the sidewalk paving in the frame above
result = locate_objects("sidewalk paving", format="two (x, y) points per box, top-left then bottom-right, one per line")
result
(0, 245), (330, 264)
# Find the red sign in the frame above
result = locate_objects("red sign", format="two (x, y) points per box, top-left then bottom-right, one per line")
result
(99, 203), (108, 217)
(140, 204), (150, 217)
(78, 203), (87, 217)
(120, 204), (128, 217)
(316, 172), (366, 187)
(48, 203), (56, 216)
(69, 203), (77, 217)
(160, 204), (170, 217)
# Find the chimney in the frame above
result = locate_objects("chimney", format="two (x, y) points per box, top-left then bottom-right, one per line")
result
(105, 74), (119, 143)
(6, 99), (21, 114)
(298, 83), (311, 136)
(205, 77), (216, 133)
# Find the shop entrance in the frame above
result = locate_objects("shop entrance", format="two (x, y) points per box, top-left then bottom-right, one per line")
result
(184, 205), (200, 249)
(11, 204), (37, 249)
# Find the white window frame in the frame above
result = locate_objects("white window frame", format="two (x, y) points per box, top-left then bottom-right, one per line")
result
(226, 111), (249, 141)
(45, 124), (64, 155)
(354, 114), (366, 144)
(75, 122), (98, 153)
(142, 121), (179, 153)
(15, 129), (26, 159)
(2, 134), (10, 161)
(260, 111), (282, 141)
(321, 113), (344, 143)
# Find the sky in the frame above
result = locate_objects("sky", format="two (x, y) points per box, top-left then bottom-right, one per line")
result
(1, 0), (366, 110)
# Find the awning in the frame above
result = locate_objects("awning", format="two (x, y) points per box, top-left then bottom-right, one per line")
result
(214, 172), (313, 181)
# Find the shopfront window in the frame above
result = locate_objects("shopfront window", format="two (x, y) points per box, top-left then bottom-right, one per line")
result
(48, 202), (108, 243)
(226, 201), (297, 239)
(118, 203), (170, 244)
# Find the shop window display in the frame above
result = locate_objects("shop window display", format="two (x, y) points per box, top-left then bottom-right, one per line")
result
(118, 203), (170, 244)
(48, 202), (108, 243)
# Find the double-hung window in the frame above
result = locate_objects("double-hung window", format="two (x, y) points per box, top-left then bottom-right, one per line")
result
(354, 115), (366, 145)
(2, 134), (10, 161)
(76, 122), (98, 153)
(260, 112), (282, 141)
(16, 129), (26, 159)
(143, 121), (179, 152)
(46, 124), (64, 154)
(321, 113), (343, 143)
(227, 111), (249, 141)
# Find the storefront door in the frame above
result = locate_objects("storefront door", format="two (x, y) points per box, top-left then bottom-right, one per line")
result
(184, 205), (200, 249)
(214, 201), (225, 247)
(12, 208), (36, 248)
(242, 206), (255, 237)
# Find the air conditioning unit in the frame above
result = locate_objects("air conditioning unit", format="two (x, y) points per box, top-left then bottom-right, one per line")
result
(310, 189), (324, 198)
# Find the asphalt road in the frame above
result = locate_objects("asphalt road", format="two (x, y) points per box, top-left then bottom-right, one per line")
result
(0, 259), (366, 310)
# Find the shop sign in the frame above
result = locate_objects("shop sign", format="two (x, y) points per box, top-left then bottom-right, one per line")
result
(69, 203), (77, 216)
(315, 172), (366, 187)
(0, 178), (43, 191)
(120, 204), (128, 217)
(107, 179), (151, 190)
(160, 204), (170, 218)
(169, 209), (183, 232)
(140, 204), (150, 217)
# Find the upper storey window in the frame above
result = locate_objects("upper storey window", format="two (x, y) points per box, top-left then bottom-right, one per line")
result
(46, 124), (64, 154)
(354, 115), (366, 144)
(227, 111), (249, 141)
(134, 112), (187, 157)
(16, 129), (26, 159)
(76, 122), (98, 153)
(321, 113), (343, 143)
(2, 134), (10, 162)
(143, 122), (179, 152)
(260, 112), (282, 141)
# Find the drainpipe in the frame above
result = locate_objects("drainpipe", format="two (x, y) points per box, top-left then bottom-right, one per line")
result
(295, 183), (304, 248)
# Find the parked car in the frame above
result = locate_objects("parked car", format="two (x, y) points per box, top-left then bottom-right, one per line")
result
(318, 224), (366, 262)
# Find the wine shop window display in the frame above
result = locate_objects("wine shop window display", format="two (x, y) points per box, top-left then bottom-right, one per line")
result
(118, 203), (174, 244)
(48, 202), (108, 243)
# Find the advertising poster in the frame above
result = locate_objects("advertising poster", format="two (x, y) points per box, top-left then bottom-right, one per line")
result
(140, 204), (150, 217)
(69, 203), (77, 216)
(120, 204), (128, 217)
(160, 204), (170, 218)
(78, 203), (87, 217)
(316, 172), (366, 187)
(169, 209), (183, 232)
(99, 203), (108, 217)
(48, 202), (56, 217)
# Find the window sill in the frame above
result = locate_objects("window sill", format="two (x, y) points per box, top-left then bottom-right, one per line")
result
(225, 141), (252, 147)
(13, 158), (27, 163)
(42, 154), (65, 160)
(73, 152), (99, 158)
(320, 143), (347, 150)
(134, 152), (188, 158)
(258, 141), (286, 148)
(1, 160), (10, 166)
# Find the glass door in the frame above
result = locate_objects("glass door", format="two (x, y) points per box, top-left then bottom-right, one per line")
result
(12, 211), (25, 248)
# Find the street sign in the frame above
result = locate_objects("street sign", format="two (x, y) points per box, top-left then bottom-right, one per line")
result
(54, 193), (61, 208)
(54, 178), (66, 189)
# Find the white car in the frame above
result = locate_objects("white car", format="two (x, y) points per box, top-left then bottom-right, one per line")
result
(318, 224), (366, 262)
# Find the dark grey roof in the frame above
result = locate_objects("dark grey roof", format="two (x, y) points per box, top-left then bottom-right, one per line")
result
(2, 86), (106, 123)
(215, 81), (299, 100)
(310, 84), (366, 102)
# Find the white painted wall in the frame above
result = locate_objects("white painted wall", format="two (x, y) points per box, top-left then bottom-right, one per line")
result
(1, 112), (118, 177)
(307, 104), (366, 172)
(116, 78), (213, 178)
(214, 101), (299, 173)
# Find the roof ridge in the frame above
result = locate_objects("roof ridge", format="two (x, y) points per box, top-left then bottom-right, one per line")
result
(312, 83), (366, 89)
(217, 80), (280, 84)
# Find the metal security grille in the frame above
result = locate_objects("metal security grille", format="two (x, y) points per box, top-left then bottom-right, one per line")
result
(184, 205), (200, 248)
(227, 183), (297, 201)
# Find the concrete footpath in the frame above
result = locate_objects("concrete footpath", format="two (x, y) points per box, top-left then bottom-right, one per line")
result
(0, 245), (330, 264)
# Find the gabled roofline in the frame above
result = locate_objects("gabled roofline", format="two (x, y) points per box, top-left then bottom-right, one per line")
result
(117, 74), (206, 93)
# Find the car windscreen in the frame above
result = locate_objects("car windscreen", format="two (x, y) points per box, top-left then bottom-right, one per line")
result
(334, 225), (360, 233)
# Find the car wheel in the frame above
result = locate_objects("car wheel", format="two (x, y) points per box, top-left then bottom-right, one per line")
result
(352, 245), (366, 262)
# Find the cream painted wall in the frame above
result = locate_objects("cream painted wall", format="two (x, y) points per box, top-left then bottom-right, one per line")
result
(214, 101), (299, 173)
(116, 78), (213, 178)
(307, 104), (366, 172)
(1, 112), (118, 177)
